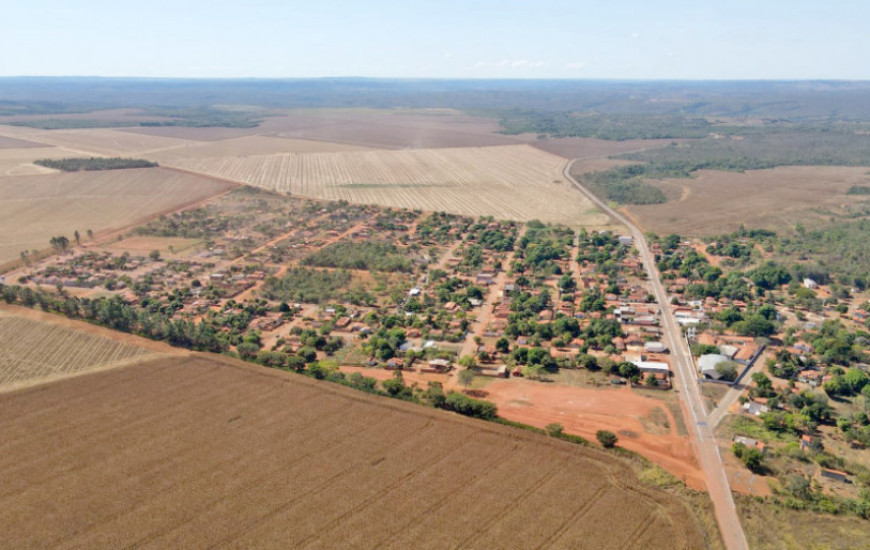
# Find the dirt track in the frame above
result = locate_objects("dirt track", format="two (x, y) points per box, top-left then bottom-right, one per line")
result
(0, 353), (715, 549)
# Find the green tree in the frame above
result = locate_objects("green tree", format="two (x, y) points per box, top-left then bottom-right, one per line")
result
(546, 423), (564, 437)
(596, 430), (618, 448)
(458, 368), (476, 389)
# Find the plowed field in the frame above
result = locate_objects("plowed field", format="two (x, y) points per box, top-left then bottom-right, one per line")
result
(0, 353), (715, 549)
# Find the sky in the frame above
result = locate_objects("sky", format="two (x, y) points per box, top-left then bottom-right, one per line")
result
(2, 0), (868, 80)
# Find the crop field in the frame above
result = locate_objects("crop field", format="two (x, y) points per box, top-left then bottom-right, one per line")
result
(0, 135), (44, 149)
(0, 127), (198, 156)
(532, 136), (677, 160)
(158, 144), (613, 227)
(0, 168), (233, 264)
(624, 166), (870, 235)
(0, 144), (87, 176)
(0, 353), (715, 549)
(147, 134), (374, 162)
(0, 310), (156, 391)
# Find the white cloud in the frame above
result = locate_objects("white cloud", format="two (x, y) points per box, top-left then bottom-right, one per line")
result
(511, 59), (547, 68)
(564, 61), (587, 69)
(443, 53), (453, 59)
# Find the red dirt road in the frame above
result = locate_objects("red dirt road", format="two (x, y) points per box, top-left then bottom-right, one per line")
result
(484, 378), (705, 489)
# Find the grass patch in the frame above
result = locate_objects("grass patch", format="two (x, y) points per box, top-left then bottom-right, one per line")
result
(737, 494), (870, 550)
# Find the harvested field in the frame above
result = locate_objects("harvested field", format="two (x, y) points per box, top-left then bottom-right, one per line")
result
(482, 378), (705, 489)
(0, 135), (44, 149)
(158, 144), (613, 227)
(0, 308), (157, 392)
(0, 353), (715, 549)
(130, 109), (521, 149)
(625, 166), (870, 235)
(5, 127), (198, 156)
(0, 168), (233, 264)
(532, 137), (678, 160)
(0, 145), (85, 176)
(147, 135), (374, 163)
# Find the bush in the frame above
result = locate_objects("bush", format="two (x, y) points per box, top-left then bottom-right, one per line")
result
(442, 392), (498, 420)
(596, 430), (618, 448)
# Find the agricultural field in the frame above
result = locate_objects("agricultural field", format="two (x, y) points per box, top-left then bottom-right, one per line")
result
(624, 166), (870, 235)
(531, 136), (677, 160)
(0, 126), (197, 156)
(0, 168), (234, 265)
(0, 307), (159, 391)
(0, 352), (718, 549)
(155, 144), (613, 227)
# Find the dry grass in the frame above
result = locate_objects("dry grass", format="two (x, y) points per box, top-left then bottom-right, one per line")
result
(0, 135), (44, 149)
(625, 166), (870, 235)
(0, 351), (716, 549)
(157, 144), (613, 227)
(0, 145), (85, 176)
(737, 495), (870, 550)
(0, 168), (233, 264)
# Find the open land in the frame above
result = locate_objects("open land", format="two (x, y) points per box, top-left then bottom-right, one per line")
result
(0, 168), (234, 265)
(0, 351), (715, 549)
(624, 166), (870, 235)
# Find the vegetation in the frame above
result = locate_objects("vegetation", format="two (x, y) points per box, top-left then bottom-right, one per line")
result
(583, 165), (667, 205)
(596, 430), (618, 448)
(34, 157), (158, 171)
(261, 268), (373, 305)
(302, 241), (413, 273)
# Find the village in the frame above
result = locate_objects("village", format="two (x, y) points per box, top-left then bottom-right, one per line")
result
(5, 187), (870, 509)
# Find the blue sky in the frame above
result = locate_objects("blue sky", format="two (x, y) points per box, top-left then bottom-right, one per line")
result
(2, 0), (868, 79)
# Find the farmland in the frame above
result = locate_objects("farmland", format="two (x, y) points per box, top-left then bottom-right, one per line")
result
(623, 166), (870, 235)
(0, 168), (234, 265)
(0, 306), (159, 391)
(156, 144), (612, 227)
(0, 352), (717, 549)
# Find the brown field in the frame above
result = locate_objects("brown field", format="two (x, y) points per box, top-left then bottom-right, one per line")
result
(482, 378), (705, 489)
(0, 135), (44, 149)
(0, 127), (198, 156)
(0, 351), (717, 549)
(625, 166), (870, 235)
(0, 144), (87, 176)
(128, 109), (522, 149)
(0, 168), (233, 264)
(155, 144), (613, 227)
(0, 307), (161, 392)
(147, 134), (375, 162)
(532, 137), (678, 160)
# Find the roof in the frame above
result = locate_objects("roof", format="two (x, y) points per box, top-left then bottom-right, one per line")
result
(698, 354), (731, 373)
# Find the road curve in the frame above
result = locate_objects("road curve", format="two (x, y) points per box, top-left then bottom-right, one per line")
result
(563, 159), (749, 550)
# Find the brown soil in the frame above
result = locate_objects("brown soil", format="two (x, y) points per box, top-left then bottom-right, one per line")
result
(483, 378), (705, 489)
(0, 353), (715, 549)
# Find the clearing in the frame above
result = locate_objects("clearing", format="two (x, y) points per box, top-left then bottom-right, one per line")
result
(0, 351), (716, 549)
(481, 378), (705, 489)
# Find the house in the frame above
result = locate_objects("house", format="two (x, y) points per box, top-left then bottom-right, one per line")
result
(820, 468), (848, 482)
(742, 401), (769, 416)
(618, 235), (633, 246)
(800, 434), (818, 451)
(631, 361), (670, 375)
(733, 436), (765, 453)
(644, 341), (668, 354)
(478, 364), (509, 378)
(408, 287), (421, 297)
(385, 358), (405, 370)
(698, 353), (733, 380)
(422, 359), (451, 373)
(803, 278), (819, 290)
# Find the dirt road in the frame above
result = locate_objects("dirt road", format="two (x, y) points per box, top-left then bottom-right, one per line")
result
(564, 160), (748, 550)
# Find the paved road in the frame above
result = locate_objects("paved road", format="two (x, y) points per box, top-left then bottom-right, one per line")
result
(563, 160), (749, 550)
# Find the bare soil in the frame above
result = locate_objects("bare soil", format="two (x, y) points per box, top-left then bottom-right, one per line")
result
(0, 352), (716, 549)
(482, 378), (705, 489)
